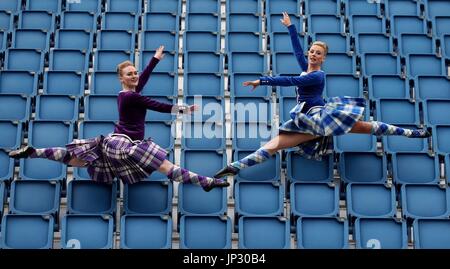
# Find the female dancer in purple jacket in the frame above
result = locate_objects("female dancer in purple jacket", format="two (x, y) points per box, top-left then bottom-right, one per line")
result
(10, 46), (229, 192)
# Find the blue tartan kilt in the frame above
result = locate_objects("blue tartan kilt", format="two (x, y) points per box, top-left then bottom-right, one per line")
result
(66, 134), (168, 184)
(279, 96), (366, 160)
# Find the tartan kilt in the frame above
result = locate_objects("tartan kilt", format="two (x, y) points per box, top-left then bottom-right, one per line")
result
(66, 134), (168, 184)
(279, 96), (366, 160)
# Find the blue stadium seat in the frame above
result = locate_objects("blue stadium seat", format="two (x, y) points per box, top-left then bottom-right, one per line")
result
(65, 0), (103, 13)
(227, 0), (261, 14)
(179, 215), (232, 249)
(279, 96), (297, 123)
(391, 15), (427, 36)
(324, 74), (362, 98)
(392, 153), (440, 185)
(186, 13), (220, 32)
(304, 0), (340, 15)
(84, 95), (118, 121)
(307, 15), (343, 34)
(267, 13), (301, 34)
(269, 32), (307, 53)
(43, 71), (85, 96)
(423, 0), (450, 19)
(0, 121), (21, 149)
(25, 0), (61, 13)
(226, 32), (262, 53)
(101, 12), (138, 31)
(11, 29), (50, 51)
(97, 30), (135, 51)
(232, 122), (273, 150)
(49, 49), (90, 72)
(9, 179), (61, 216)
(291, 182), (339, 217)
(182, 121), (225, 150)
(143, 12), (179, 31)
(272, 52), (308, 75)
(0, 181), (4, 217)
(232, 97), (272, 123)
(266, 0), (300, 15)
(432, 16), (450, 38)
(227, 13), (262, 32)
(433, 125), (450, 154)
(361, 53), (401, 76)
(339, 152), (387, 183)
(105, 0), (142, 14)
(312, 33), (350, 54)
(0, 70), (38, 95)
(186, 0), (220, 14)
(67, 179), (117, 215)
(185, 51), (222, 73)
(229, 73), (269, 97)
(0, 30), (6, 50)
(184, 73), (224, 97)
(385, 0), (420, 17)
(238, 216), (291, 249)
(228, 52), (267, 74)
(0, 0), (21, 13)
(0, 214), (54, 249)
(355, 33), (393, 54)
(178, 150), (227, 215)
(60, 11), (96, 31)
(399, 33), (435, 55)
(419, 77), (446, 107)
(145, 121), (174, 150)
(146, 0), (181, 13)
(413, 218), (450, 249)
(442, 34), (450, 59)
(0, 11), (13, 31)
(183, 96), (223, 122)
(368, 75), (409, 100)
(424, 100), (450, 125)
(140, 50), (176, 73)
(4, 48), (44, 72)
(120, 215), (172, 249)
(286, 152), (333, 183)
(447, 154), (450, 183)
(235, 181), (284, 216)
(78, 120), (115, 139)
(349, 15), (386, 35)
(61, 214), (114, 249)
(0, 149), (14, 181)
(144, 96), (175, 121)
(376, 98), (420, 125)
(184, 31), (220, 52)
(383, 124), (428, 153)
(354, 217), (408, 249)
(19, 158), (67, 181)
(334, 133), (377, 152)
(296, 216), (349, 249)
(90, 71), (121, 95)
(401, 184), (450, 219)
(95, 50), (134, 72)
(55, 29), (93, 51)
(35, 95), (78, 122)
(137, 72), (176, 97)
(123, 180), (172, 215)
(321, 53), (356, 75)
(0, 94), (30, 121)
(346, 183), (396, 218)
(233, 150), (280, 182)
(277, 85), (297, 97)
(17, 11), (55, 31)
(406, 54), (446, 77)
(142, 30), (178, 52)
(344, 0), (380, 16)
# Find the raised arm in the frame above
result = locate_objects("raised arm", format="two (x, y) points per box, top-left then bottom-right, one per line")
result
(259, 71), (324, 87)
(136, 45), (165, 93)
(281, 12), (308, 71)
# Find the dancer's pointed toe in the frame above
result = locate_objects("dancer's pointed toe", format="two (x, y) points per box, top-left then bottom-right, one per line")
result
(8, 146), (34, 159)
(214, 165), (239, 179)
(203, 179), (230, 192)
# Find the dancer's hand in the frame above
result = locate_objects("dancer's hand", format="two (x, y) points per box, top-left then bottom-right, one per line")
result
(280, 12), (291, 27)
(154, 45), (165, 60)
(188, 104), (199, 114)
(243, 80), (260, 91)
(177, 104), (199, 114)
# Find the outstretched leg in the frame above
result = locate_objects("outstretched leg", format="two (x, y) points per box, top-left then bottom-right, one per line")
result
(9, 146), (87, 167)
(158, 159), (229, 192)
(351, 121), (431, 138)
(215, 132), (317, 178)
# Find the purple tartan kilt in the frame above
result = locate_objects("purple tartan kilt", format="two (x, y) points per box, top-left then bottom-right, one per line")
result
(66, 134), (168, 184)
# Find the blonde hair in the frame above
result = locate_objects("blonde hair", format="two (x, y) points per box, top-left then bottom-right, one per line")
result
(116, 60), (134, 77)
(311, 41), (328, 56)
